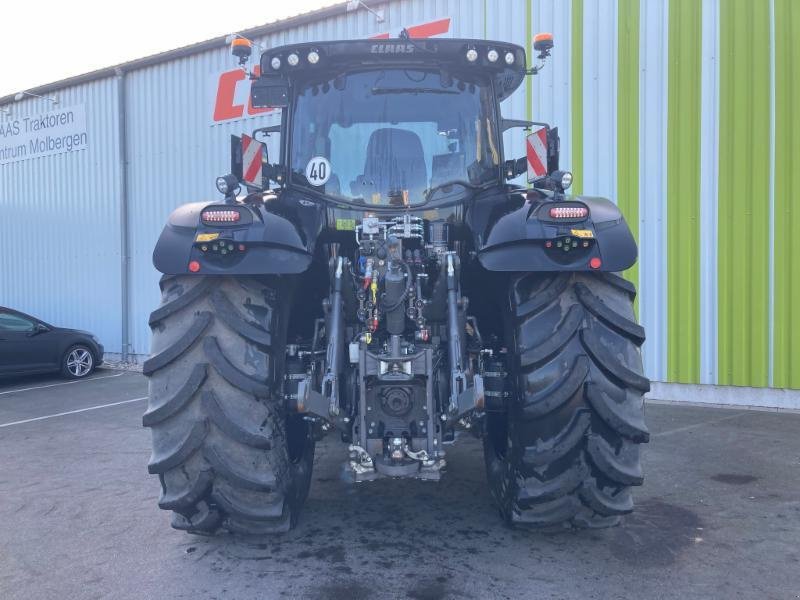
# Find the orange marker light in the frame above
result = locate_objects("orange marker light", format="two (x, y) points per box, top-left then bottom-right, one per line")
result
(534, 32), (555, 54)
(188, 260), (201, 273)
(230, 36), (253, 63)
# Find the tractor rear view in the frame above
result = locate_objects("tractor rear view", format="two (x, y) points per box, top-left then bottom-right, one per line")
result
(143, 31), (649, 535)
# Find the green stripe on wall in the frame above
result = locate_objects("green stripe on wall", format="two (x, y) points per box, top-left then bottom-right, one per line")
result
(667, 0), (701, 383)
(773, 0), (800, 389)
(617, 0), (639, 298)
(718, 0), (771, 387)
(571, 0), (583, 194)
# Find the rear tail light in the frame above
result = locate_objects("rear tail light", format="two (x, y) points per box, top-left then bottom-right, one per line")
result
(549, 206), (588, 219)
(202, 209), (241, 224)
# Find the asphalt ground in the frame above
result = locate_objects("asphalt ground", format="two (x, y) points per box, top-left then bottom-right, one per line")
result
(0, 370), (798, 600)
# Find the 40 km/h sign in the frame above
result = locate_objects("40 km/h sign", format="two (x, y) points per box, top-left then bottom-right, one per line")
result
(0, 105), (88, 166)
(305, 156), (331, 186)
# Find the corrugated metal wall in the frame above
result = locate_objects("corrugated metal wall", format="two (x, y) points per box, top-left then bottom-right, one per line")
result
(1, 0), (797, 389)
(0, 79), (123, 351)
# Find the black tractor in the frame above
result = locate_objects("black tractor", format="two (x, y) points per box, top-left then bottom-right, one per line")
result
(143, 32), (649, 535)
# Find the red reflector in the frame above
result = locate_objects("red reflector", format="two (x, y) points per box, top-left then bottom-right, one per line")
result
(202, 209), (241, 223)
(238, 244), (246, 251)
(545, 240), (553, 248)
(589, 257), (602, 270)
(549, 206), (588, 219)
(188, 260), (201, 272)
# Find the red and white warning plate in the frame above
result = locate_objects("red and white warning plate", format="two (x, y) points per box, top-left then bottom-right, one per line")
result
(241, 133), (264, 188)
(526, 126), (548, 183)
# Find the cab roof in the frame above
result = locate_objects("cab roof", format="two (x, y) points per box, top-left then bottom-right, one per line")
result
(259, 38), (527, 101)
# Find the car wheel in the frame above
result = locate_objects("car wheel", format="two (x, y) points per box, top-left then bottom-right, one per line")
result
(62, 345), (95, 379)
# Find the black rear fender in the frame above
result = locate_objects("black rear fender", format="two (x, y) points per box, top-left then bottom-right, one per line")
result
(470, 190), (638, 272)
(153, 199), (322, 275)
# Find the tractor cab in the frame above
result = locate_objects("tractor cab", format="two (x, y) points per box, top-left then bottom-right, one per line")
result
(223, 34), (566, 206)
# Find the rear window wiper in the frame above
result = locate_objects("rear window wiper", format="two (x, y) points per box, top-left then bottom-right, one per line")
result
(371, 87), (459, 95)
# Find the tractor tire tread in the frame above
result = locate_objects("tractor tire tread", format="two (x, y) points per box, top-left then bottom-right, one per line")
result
(210, 289), (273, 348)
(142, 363), (208, 427)
(147, 419), (208, 474)
(484, 272), (649, 528)
(575, 282), (645, 345)
(203, 336), (272, 397)
(519, 304), (584, 368)
(143, 276), (310, 536)
(201, 390), (273, 449)
(142, 312), (212, 375)
(521, 355), (589, 419)
(149, 278), (213, 326)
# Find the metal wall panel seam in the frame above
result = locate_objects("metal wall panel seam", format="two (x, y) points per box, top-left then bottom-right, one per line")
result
(571, 0), (583, 194)
(667, 0), (702, 383)
(616, 0), (639, 301)
(116, 71), (130, 362)
(699, 0), (720, 385)
(768, 0), (775, 387)
(717, 0), (771, 387)
(773, 0), (800, 389)
(638, 0), (669, 381)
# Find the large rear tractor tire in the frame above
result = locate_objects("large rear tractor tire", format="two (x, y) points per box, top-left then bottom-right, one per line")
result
(143, 275), (314, 535)
(484, 272), (649, 528)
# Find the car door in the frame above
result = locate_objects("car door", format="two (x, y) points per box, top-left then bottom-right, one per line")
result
(0, 311), (56, 374)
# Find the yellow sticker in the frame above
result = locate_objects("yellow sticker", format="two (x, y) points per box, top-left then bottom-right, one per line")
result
(196, 232), (219, 242)
(336, 218), (356, 231)
(571, 229), (594, 239)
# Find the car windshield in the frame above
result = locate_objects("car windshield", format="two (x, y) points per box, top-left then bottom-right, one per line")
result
(290, 69), (500, 206)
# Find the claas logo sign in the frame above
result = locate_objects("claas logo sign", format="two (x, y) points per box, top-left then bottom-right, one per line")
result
(212, 65), (272, 124)
(210, 17), (451, 125)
